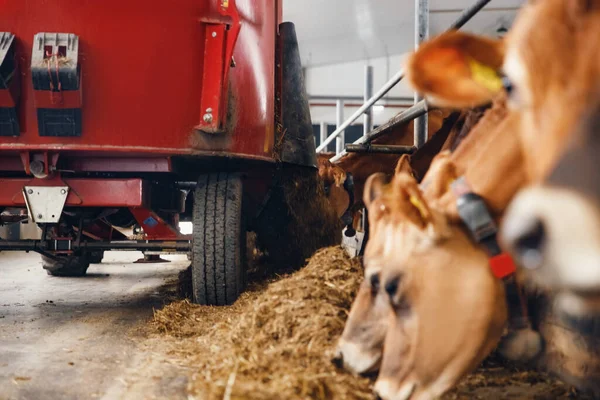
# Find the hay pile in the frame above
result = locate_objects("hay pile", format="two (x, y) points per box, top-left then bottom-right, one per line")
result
(445, 358), (584, 399)
(151, 246), (371, 399)
(151, 245), (585, 400)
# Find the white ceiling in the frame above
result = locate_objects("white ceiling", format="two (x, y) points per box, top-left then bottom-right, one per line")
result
(284, 0), (524, 67)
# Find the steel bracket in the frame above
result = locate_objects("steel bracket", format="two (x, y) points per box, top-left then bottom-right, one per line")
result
(196, 0), (241, 134)
(23, 186), (69, 223)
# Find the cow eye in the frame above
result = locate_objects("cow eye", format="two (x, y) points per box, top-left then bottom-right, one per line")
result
(502, 75), (520, 107)
(502, 76), (513, 94)
(369, 273), (380, 294)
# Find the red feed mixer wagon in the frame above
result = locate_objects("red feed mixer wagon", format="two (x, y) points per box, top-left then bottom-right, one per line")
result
(0, 0), (318, 305)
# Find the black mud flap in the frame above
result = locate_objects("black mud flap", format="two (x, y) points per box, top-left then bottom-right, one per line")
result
(275, 22), (317, 168)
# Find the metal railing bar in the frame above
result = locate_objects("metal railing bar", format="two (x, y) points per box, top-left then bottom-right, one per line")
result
(448, 0), (493, 30)
(346, 144), (416, 155)
(316, 68), (405, 152)
(330, 100), (430, 162)
(309, 95), (413, 102)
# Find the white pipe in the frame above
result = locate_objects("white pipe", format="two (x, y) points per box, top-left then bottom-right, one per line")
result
(335, 99), (345, 155)
(319, 121), (328, 153)
(363, 65), (374, 137)
(414, 0), (429, 148)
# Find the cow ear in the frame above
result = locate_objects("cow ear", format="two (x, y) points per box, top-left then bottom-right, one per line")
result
(405, 31), (505, 109)
(364, 173), (388, 208)
(421, 151), (458, 200)
(332, 167), (347, 187)
(391, 172), (432, 229)
(400, 179), (433, 229)
(394, 154), (413, 177)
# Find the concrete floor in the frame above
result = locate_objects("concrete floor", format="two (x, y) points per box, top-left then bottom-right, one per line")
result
(0, 251), (190, 400)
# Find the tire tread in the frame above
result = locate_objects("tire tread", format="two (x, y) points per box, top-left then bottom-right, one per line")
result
(191, 173), (245, 305)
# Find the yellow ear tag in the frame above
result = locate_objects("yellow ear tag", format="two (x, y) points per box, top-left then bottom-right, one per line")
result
(467, 58), (503, 93)
(409, 195), (429, 219)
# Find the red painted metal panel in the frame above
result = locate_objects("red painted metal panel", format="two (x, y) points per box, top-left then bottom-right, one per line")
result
(0, 89), (15, 107)
(33, 89), (81, 109)
(0, 178), (145, 207)
(129, 208), (183, 240)
(0, 0), (277, 160)
(78, 220), (128, 241)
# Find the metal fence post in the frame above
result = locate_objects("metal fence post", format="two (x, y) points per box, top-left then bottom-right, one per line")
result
(414, 0), (429, 149)
(319, 121), (328, 152)
(336, 99), (345, 155)
(363, 66), (374, 137)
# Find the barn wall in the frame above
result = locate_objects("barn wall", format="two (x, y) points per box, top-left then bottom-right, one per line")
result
(305, 54), (415, 128)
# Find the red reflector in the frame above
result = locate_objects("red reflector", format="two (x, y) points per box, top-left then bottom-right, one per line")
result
(489, 253), (517, 279)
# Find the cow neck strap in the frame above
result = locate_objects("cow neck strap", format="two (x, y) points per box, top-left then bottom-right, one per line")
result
(450, 176), (515, 279)
(450, 176), (530, 329)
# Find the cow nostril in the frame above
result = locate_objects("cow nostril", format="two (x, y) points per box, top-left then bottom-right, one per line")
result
(514, 219), (546, 270)
(384, 276), (400, 298)
(374, 393), (383, 400)
(331, 351), (344, 369)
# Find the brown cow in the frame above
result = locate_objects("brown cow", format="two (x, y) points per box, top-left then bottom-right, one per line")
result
(317, 153), (351, 220)
(403, 2), (600, 312)
(332, 156), (414, 374)
(502, 106), (600, 316)
(321, 109), (473, 239)
(368, 0), (600, 396)
(364, 168), (507, 400)
(333, 96), (539, 377)
(334, 110), (451, 204)
(371, 154), (541, 400)
(325, 107), (486, 238)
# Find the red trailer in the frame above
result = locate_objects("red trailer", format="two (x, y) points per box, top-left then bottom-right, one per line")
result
(0, 0), (318, 305)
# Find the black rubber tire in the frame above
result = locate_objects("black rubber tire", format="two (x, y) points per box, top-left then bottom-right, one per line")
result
(42, 255), (90, 277)
(191, 173), (246, 306)
(88, 251), (104, 264)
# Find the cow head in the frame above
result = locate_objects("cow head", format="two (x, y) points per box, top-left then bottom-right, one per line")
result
(405, 0), (600, 316)
(368, 157), (507, 400)
(373, 224), (507, 400)
(332, 264), (389, 375)
(502, 106), (600, 316)
(317, 154), (351, 220)
(405, 0), (600, 182)
(334, 156), (453, 375)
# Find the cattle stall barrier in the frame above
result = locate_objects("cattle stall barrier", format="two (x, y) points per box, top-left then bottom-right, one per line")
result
(314, 0), (494, 162)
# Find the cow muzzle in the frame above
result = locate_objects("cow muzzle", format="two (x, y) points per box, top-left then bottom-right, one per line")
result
(332, 339), (381, 375)
(374, 379), (415, 400)
(502, 186), (600, 314)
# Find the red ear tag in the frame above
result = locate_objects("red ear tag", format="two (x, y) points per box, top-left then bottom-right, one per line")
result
(489, 253), (517, 279)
